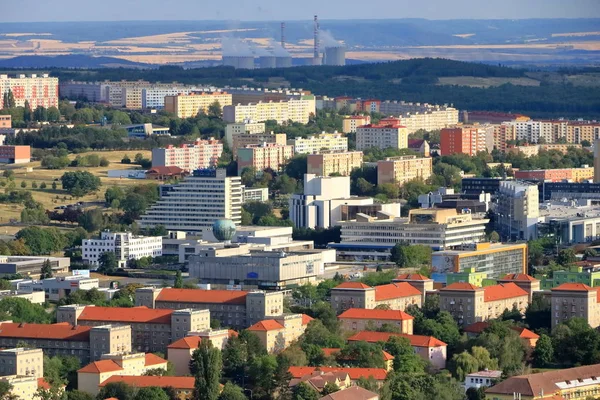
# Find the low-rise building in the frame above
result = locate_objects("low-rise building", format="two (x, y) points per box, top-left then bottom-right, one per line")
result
(12, 275), (99, 302)
(330, 282), (422, 314)
(167, 329), (237, 375)
(319, 386), (379, 400)
(0, 290), (45, 305)
(465, 370), (502, 392)
(376, 155), (433, 185)
(290, 369), (352, 394)
(237, 143), (294, 174)
(247, 314), (312, 353)
(82, 231), (163, 268)
(152, 140), (223, 172)
(289, 133), (348, 155)
(539, 265), (600, 290)
(307, 151), (363, 177)
(321, 348), (394, 371)
(288, 366), (388, 386)
(0, 256), (69, 279)
(515, 167), (594, 183)
(407, 139), (430, 157)
(439, 282), (529, 326)
(338, 308), (413, 334)
(550, 283), (600, 328)
(99, 376), (195, 400)
(463, 322), (540, 349)
(0, 146), (30, 164)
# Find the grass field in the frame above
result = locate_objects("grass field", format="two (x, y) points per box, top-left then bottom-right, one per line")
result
(0, 149), (151, 224)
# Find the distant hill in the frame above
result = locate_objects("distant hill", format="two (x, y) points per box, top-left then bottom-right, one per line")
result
(0, 55), (151, 69)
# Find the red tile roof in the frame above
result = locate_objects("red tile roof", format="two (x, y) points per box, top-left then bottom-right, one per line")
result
(512, 326), (540, 340)
(499, 273), (539, 282)
(144, 353), (167, 366)
(394, 273), (430, 281)
(302, 314), (314, 325)
(463, 322), (490, 334)
(551, 283), (596, 292)
(78, 360), (123, 374)
(228, 329), (239, 338)
(347, 331), (446, 348)
(463, 322), (539, 340)
(100, 376), (195, 390)
(37, 378), (52, 390)
(146, 166), (185, 175)
(483, 283), (528, 302)
(321, 348), (394, 361)
(78, 306), (172, 324)
(0, 323), (91, 341)
(338, 308), (414, 322)
(156, 288), (247, 305)
(168, 336), (202, 350)
(319, 386), (380, 400)
(333, 282), (371, 290)
(440, 282), (480, 291)
(374, 282), (421, 301)
(288, 367), (387, 381)
(247, 320), (284, 332)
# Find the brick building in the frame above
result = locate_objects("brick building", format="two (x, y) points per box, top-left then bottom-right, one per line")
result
(440, 125), (491, 156)
(338, 308), (413, 334)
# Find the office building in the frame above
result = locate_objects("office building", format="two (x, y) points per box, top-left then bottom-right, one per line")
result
(550, 283), (600, 328)
(289, 133), (348, 154)
(331, 209), (488, 260)
(356, 118), (408, 151)
(515, 167), (594, 183)
(57, 305), (210, 353)
(139, 169), (243, 234)
(164, 92), (233, 118)
(330, 282), (422, 314)
(135, 287), (284, 329)
(376, 156), (433, 185)
(338, 308), (414, 334)
(231, 132), (287, 157)
(0, 256), (69, 279)
(82, 231), (162, 268)
(462, 177), (504, 195)
(223, 96), (316, 124)
(289, 174), (401, 229)
(152, 140), (223, 172)
(496, 180), (539, 240)
(30, 275), (99, 302)
(99, 376), (195, 400)
(247, 313), (312, 353)
(225, 121), (266, 147)
(307, 151), (363, 177)
(0, 74), (59, 109)
(342, 115), (371, 133)
(440, 125), (492, 156)
(439, 282), (529, 326)
(237, 143), (294, 175)
(0, 115), (10, 129)
(243, 186), (269, 203)
(431, 242), (528, 280)
(417, 187), (491, 218)
(0, 146), (30, 164)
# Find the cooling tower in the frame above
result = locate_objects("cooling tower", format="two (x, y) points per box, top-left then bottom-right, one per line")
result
(222, 56), (255, 70)
(258, 56), (277, 69)
(323, 46), (346, 66)
(275, 56), (292, 68)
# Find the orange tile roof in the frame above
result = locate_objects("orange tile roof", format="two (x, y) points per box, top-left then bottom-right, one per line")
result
(144, 353), (167, 366)
(78, 306), (173, 324)
(333, 282), (371, 290)
(302, 314), (314, 325)
(463, 322), (491, 334)
(440, 282), (480, 291)
(37, 378), (51, 390)
(551, 283), (596, 292)
(512, 326), (540, 340)
(484, 283), (528, 302)
(168, 336), (202, 350)
(500, 274), (538, 282)
(347, 331), (446, 348)
(321, 348), (394, 361)
(374, 282), (421, 301)
(463, 322), (540, 340)
(156, 288), (247, 305)
(0, 323), (91, 341)
(99, 376), (195, 390)
(338, 308), (414, 321)
(288, 366), (387, 381)
(247, 319), (284, 331)
(228, 329), (239, 337)
(395, 273), (430, 281)
(78, 360), (123, 374)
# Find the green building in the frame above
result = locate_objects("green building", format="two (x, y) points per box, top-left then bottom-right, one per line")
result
(445, 268), (496, 287)
(538, 266), (600, 290)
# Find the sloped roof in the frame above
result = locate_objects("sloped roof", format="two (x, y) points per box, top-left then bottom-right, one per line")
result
(156, 288), (248, 305)
(551, 283), (595, 292)
(394, 273), (430, 281)
(37, 378), (52, 390)
(78, 360), (122, 374)
(338, 308), (414, 322)
(168, 336), (202, 350)
(302, 314), (314, 325)
(144, 353), (167, 366)
(146, 166), (185, 175)
(463, 322), (540, 340)
(440, 282), (480, 291)
(99, 375), (195, 390)
(0, 323), (91, 341)
(78, 306), (172, 324)
(408, 139), (425, 147)
(247, 319), (284, 332)
(483, 283), (528, 302)
(347, 331), (446, 348)
(288, 366), (387, 381)
(512, 326), (540, 340)
(319, 386), (379, 400)
(321, 348), (394, 361)
(374, 282), (421, 301)
(333, 282), (371, 290)
(499, 273), (538, 282)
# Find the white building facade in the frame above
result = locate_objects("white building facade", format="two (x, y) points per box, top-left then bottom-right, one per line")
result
(82, 231), (163, 268)
(288, 133), (348, 154)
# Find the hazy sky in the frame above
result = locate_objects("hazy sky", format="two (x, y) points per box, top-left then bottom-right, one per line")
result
(2, 0), (600, 22)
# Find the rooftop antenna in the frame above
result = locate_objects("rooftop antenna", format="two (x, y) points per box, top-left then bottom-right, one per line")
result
(314, 15), (319, 59)
(281, 22), (285, 49)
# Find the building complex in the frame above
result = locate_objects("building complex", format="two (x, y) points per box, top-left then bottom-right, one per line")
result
(223, 97), (316, 124)
(0, 74), (58, 109)
(164, 92), (233, 118)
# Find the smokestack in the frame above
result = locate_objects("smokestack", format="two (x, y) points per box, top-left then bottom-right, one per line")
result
(281, 22), (285, 49)
(314, 15), (319, 59)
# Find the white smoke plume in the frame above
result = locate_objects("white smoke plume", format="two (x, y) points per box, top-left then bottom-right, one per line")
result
(270, 39), (291, 57)
(319, 30), (344, 48)
(221, 37), (254, 57)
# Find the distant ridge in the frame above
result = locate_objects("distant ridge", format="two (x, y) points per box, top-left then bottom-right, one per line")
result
(0, 55), (152, 69)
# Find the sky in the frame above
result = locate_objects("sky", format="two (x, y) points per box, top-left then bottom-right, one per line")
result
(2, 0), (600, 22)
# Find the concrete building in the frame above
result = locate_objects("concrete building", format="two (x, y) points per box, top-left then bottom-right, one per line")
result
(243, 186), (269, 203)
(330, 282), (422, 314)
(33, 275), (99, 302)
(99, 376), (195, 400)
(0, 375), (43, 400)
(465, 370), (502, 392)
(440, 125), (492, 156)
(141, 86), (205, 109)
(289, 174), (401, 229)
(376, 156), (433, 185)
(566, 122), (600, 144)
(0, 348), (43, 378)
(225, 121), (266, 147)
(135, 287), (284, 329)
(223, 96), (316, 124)
(393, 273), (434, 303)
(139, 169), (243, 235)
(331, 209), (489, 260)
(0, 74), (59, 109)
(82, 231), (163, 268)
(77, 352), (168, 396)
(247, 314), (312, 353)
(0, 256), (69, 279)
(289, 133), (348, 154)
(0, 290), (45, 305)
(58, 305), (210, 353)
(497, 273), (541, 302)
(515, 167), (594, 183)
(237, 143), (294, 175)
(356, 118), (408, 151)
(152, 140), (223, 172)
(492, 123), (516, 152)
(496, 180), (539, 240)
(342, 115), (371, 133)
(0, 146), (30, 164)
(0, 115), (10, 129)
(439, 282), (529, 326)
(540, 265), (600, 290)
(307, 151), (363, 177)
(231, 132), (287, 157)
(550, 283), (600, 328)
(338, 308), (414, 334)
(167, 329), (236, 375)
(59, 81), (109, 103)
(164, 92), (233, 118)
(431, 242), (528, 281)
(121, 123), (170, 138)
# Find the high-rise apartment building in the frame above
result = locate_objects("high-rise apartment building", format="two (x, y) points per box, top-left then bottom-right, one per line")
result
(307, 151), (363, 177)
(440, 125), (492, 156)
(152, 140), (223, 172)
(356, 118), (408, 151)
(222, 96), (316, 124)
(139, 169), (242, 234)
(0, 74), (58, 109)
(496, 180), (539, 241)
(237, 143), (294, 175)
(82, 231), (163, 268)
(164, 92), (233, 118)
(288, 133), (348, 154)
(225, 121), (267, 147)
(566, 122), (600, 144)
(492, 123), (516, 152)
(231, 132), (287, 157)
(342, 116), (371, 134)
(377, 156), (433, 185)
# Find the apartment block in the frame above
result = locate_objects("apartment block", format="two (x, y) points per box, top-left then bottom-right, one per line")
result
(139, 169), (243, 234)
(82, 231), (162, 268)
(0, 146), (30, 164)
(223, 96), (316, 124)
(550, 283), (600, 328)
(0, 375), (42, 400)
(393, 273), (434, 303)
(289, 133), (348, 154)
(376, 155), (433, 185)
(247, 314), (312, 353)
(0, 115), (10, 129)
(356, 118), (408, 150)
(0, 348), (43, 378)
(152, 140), (223, 172)
(135, 287), (284, 329)
(330, 282), (422, 314)
(497, 273), (540, 302)
(306, 151), (363, 177)
(231, 132), (287, 157)
(0, 74), (58, 109)
(57, 305), (210, 353)
(164, 91), (232, 118)
(515, 167), (594, 183)
(439, 282), (529, 326)
(59, 81), (110, 102)
(338, 308), (413, 334)
(237, 143), (294, 175)
(492, 123), (516, 152)
(496, 180), (539, 240)
(167, 329), (236, 375)
(225, 121), (266, 147)
(398, 108), (460, 134)
(141, 86), (206, 109)
(440, 125), (492, 156)
(342, 115), (371, 133)
(566, 122), (600, 144)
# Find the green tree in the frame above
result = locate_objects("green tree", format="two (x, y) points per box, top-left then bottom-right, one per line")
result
(525, 293), (551, 331)
(33, 106), (48, 122)
(40, 259), (53, 279)
(23, 100), (31, 122)
(47, 107), (60, 122)
(557, 248), (577, 267)
(321, 382), (340, 396)
(174, 270), (183, 289)
(337, 341), (385, 368)
(97, 381), (136, 400)
(98, 252), (118, 274)
(285, 154), (308, 180)
(390, 243), (432, 267)
(51, 182), (57, 190)
(133, 387), (168, 400)
(490, 231), (500, 243)
(248, 354), (278, 398)
(291, 382), (318, 400)
(190, 340), (222, 400)
(66, 390), (94, 400)
(78, 209), (104, 233)
(466, 387), (486, 400)
(218, 382), (247, 400)
(533, 334), (554, 367)
(20, 181), (26, 188)
(207, 101), (222, 118)
(60, 171), (101, 197)
(384, 336), (426, 373)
